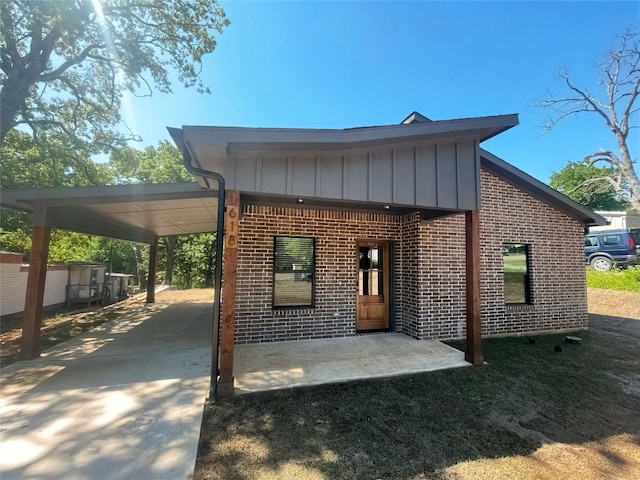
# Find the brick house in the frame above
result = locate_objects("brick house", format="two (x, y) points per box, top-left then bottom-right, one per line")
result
(169, 112), (605, 396)
(2, 111), (605, 397)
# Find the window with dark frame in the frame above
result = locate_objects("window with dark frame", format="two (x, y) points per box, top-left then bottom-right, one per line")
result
(273, 236), (315, 308)
(503, 243), (531, 304)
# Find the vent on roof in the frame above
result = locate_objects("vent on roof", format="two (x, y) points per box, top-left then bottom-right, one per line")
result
(400, 111), (432, 124)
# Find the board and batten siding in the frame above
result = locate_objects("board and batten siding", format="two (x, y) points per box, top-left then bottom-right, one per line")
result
(225, 139), (481, 210)
(0, 253), (69, 316)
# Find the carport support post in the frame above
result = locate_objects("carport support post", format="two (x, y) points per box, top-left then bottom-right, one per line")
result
(218, 189), (240, 397)
(20, 207), (51, 360)
(147, 239), (158, 303)
(465, 210), (483, 365)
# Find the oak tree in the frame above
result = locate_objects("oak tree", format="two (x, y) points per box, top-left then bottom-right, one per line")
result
(0, 0), (228, 149)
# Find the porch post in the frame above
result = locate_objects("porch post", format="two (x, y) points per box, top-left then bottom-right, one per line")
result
(465, 210), (483, 365)
(146, 239), (158, 303)
(20, 207), (51, 360)
(218, 189), (240, 397)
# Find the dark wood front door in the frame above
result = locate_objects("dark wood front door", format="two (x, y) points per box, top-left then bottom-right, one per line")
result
(356, 241), (390, 331)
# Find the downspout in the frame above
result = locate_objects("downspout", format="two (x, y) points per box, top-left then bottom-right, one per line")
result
(181, 144), (226, 404)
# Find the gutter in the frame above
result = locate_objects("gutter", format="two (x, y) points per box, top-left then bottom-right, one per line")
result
(170, 127), (226, 403)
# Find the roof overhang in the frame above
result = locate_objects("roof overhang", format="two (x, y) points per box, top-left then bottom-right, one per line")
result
(169, 114), (519, 183)
(1, 183), (218, 244)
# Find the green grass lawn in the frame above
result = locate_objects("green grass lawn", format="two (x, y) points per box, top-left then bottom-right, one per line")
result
(586, 266), (640, 291)
(503, 253), (528, 303)
(503, 253), (527, 272)
(194, 327), (640, 480)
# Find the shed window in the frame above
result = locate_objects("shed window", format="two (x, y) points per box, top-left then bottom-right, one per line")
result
(503, 243), (531, 304)
(273, 236), (315, 308)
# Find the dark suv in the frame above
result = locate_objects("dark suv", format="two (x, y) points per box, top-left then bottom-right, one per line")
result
(584, 228), (640, 271)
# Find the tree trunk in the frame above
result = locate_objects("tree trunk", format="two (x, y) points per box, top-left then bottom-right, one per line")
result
(164, 236), (178, 286)
(133, 244), (146, 292)
(204, 237), (215, 289)
(616, 133), (640, 212)
(0, 74), (31, 144)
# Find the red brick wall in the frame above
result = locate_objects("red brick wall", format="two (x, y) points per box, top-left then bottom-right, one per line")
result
(234, 207), (408, 343)
(232, 169), (588, 343)
(479, 170), (588, 335)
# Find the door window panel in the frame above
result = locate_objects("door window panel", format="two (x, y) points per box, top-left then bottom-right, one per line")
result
(359, 247), (384, 295)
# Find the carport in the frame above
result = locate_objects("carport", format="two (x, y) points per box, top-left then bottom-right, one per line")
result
(1, 182), (222, 360)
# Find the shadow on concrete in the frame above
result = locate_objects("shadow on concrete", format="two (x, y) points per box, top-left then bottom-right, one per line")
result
(0, 302), (212, 480)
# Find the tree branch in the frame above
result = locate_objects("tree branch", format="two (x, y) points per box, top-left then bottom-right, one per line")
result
(584, 150), (622, 168)
(37, 42), (105, 83)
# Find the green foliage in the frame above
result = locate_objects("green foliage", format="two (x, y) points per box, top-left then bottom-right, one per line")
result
(0, 228), (30, 254)
(47, 231), (100, 263)
(1, 130), (111, 189)
(87, 238), (139, 275)
(550, 161), (629, 210)
(173, 234), (216, 289)
(0, 130), (111, 257)
(586, 266), (640, 291)
(108, 141), (194, 184)
(0, 0), (229, 149)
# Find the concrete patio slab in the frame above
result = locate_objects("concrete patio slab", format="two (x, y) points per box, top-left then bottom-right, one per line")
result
(234, 333), (470, 394)
(0, 301), (211, 480)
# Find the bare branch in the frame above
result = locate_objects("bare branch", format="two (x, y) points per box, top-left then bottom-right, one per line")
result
(584, 150), (622, 168)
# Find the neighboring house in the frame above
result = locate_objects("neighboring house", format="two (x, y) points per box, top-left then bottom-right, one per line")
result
(0, 254), (128, 317)
(0, 252), (69, 317)
(66, 262), (107, 308)
(169, 112), (606, 354)
(590, 211), (640, 231)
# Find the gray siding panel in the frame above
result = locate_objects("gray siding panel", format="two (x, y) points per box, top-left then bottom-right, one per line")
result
(226, 141), (480, 210)
(319, 156), (343, 199)
(261, 157), (288, 194)
(225, 157), (236, 188)
(393, 147), (416, 205)
(415, 145), (438, 207)
(456, 140), (478, 210)
(291, 157), (316, 196)
(370, 150), (393, 203)
(436, 143), (458, 208)
(234, 157), (257, 191)
(345, 153), (368, 201)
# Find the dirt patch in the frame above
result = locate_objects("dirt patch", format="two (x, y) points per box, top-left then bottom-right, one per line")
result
(587, 287), (640, 319)
(155, 288), (213, 303)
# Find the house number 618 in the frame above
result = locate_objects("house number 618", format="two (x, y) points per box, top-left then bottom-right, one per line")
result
(226, 205), (239, 249)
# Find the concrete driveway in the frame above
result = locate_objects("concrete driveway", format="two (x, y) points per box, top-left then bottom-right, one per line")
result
(0, 301), (211, 480)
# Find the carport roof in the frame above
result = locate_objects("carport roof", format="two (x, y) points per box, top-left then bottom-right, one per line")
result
(1, 182), (218, 244)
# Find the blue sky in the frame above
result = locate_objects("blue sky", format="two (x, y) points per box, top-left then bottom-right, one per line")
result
(122, 1), (639, 184)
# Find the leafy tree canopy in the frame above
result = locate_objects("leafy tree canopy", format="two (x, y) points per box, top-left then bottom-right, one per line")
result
(108, 140), (194, 184)
(0, 0), (228, 150)
(550, 161), (629, 211)
(1, 130), (111, 189)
